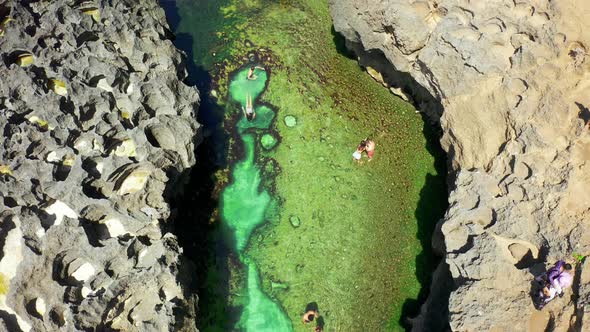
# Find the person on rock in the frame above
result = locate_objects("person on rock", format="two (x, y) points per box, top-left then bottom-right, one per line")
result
(365, 138), (376, 161)
(534, 260), (573, 309)
(353, 139), (366, 162)
(546, 260), (573, 296)
(302, 309), (319, 324)
(241, 93), (256, 121)
(247, 65), (265, 80)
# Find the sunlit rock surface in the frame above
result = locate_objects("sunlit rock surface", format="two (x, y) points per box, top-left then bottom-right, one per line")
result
(0, 0), (200, 330)
(330, 0), (590, 330)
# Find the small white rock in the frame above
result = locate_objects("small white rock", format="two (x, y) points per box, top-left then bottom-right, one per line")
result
(81, 286), (92, 298)
(96, 77), (113, 92)
(116, 168), (150, 195)
(112, 139), (136, 157)
(103, 217), (127, 237)
(35, 228), (45, 238)
(71, 262), (95, 282)
(73, 138), (91, 154)
(33, 298), (46, 317)
(95, 161), (104, 175)
(46, 151), (60, 163)
(44, 201), (78, 226)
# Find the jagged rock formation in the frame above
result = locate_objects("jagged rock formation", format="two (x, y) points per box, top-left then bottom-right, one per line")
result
(330, 0), (590, 330)
(0, 0), (200, 330)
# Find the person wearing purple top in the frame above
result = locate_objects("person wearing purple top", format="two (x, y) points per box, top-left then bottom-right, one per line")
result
(534, 260), (574, 309)
(546, 260), (573, 295)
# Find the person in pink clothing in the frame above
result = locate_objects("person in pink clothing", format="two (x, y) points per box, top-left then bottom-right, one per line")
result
(365, 138), (376, 160)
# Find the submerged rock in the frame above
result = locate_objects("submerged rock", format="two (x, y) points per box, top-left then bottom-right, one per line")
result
(284, 115), (297, 127)
(289, 215), (301, 228)
(260, 133), (278, 150)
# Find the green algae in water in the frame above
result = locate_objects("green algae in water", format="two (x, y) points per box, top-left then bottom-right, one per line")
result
(260, 133), (278, 150)
(237, 262), (293, 331)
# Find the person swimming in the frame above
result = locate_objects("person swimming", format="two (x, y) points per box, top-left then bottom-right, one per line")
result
(241, 93), (256, 121)
(247, 65), (265, 80)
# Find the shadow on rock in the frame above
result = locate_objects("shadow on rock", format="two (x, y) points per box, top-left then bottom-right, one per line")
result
(160, 1), (235, 330)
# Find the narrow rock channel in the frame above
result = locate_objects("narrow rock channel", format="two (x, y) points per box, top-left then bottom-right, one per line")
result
(163, 0), (448, 331)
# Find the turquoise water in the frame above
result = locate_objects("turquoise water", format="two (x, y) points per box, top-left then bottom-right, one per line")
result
(221, 67), (293, 331)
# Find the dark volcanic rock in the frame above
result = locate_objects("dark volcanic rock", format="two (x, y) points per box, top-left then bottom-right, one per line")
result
(0, 1), (200, 330)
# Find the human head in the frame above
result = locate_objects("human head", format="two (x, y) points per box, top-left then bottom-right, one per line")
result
(251, 66), (255, 70)
(564, 263), (572, 270)
(542, 286), (551, 297)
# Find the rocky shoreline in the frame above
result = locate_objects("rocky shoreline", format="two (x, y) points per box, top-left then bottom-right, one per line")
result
(330, 0), (590, 330)
(0, 1), (200, 330)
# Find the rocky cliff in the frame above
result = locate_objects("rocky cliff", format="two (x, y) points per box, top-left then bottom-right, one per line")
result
(330, 0), (590, 330)
(0, 0), (199, 330)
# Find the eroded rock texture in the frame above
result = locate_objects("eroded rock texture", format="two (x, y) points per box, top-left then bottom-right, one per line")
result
(0, 0), (200, 330)
(330, 0), (590, 330)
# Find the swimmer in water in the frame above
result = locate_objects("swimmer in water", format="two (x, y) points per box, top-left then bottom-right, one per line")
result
(247, 65), (265, 80)
(241, 93), (256, 121)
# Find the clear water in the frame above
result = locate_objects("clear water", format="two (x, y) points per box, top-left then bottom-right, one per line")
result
(162, 0), (448, 331)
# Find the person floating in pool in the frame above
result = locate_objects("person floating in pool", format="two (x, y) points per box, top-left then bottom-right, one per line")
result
(247, 65), (265, 80)
(241, 93), (256, 121)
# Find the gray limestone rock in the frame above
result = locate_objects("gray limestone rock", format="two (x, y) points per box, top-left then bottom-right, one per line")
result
(0, 1), (200, 330)
(330, 0), (590, 330)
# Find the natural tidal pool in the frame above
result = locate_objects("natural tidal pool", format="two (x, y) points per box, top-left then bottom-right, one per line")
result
(161, 0), (448, 331)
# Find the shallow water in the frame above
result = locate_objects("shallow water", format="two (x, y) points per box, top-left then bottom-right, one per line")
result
(162, 0), (448, 331)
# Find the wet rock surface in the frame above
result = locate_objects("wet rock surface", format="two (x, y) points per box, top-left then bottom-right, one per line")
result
(0, 0), (200, 330)
(330, 0), (590, 330)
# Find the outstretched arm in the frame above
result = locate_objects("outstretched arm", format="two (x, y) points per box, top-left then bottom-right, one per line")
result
(552, 279), (563, 294)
